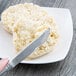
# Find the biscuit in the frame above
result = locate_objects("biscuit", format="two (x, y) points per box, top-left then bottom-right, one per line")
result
(13, 16), (58, 59)
(1, 3), (47, 33)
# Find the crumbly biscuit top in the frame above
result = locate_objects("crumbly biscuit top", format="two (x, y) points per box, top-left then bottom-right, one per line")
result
(1, 3), (48, 33)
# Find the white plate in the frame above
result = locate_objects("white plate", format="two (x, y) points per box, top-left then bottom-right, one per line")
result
(0, 7), (73, 64)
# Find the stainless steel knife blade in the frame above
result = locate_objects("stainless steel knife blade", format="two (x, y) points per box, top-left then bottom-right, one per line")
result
(0, 28), (50, 75)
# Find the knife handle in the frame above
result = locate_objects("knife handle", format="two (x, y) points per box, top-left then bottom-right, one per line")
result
(0, 63), (13, 75)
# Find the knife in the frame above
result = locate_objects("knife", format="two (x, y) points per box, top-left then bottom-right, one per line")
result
(0, 28), (50, 75)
